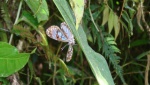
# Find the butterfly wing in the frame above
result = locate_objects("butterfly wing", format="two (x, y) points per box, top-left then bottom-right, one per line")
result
(46, 26), (68, 42)
(60, 22), (75, 44)
(66, 45), (73, 62)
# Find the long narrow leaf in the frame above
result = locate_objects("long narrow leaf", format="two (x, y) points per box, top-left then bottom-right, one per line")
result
(53, 0), (115, 84)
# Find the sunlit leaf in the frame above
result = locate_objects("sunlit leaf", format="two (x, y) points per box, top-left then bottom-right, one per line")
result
(102, 6), (109, 25)
(113, 14), (120, 40)
(108, 10), (114, 33)
(0, 42), (30, 77)
(25, 0), (49, 22)
(69, 0), (84, 30)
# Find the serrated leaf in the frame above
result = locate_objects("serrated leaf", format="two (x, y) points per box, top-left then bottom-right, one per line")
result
(69, 0), (84, 30)
(106, 36), (115, 41)
(107, 41), (116, 45)
(25, 0), (49, 22)
(0, 42), (30, 77)
(110, 45), (120, 53)
(53, 0), (115, 85)
(113, 14), (120, 40)
(108, 10), (114, 33)
(102, 6), (109, 25)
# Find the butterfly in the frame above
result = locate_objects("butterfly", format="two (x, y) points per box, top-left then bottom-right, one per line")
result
(46, 22), (75, 62)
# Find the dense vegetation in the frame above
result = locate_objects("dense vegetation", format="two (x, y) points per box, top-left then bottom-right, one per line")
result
(0, 0), (150, 85)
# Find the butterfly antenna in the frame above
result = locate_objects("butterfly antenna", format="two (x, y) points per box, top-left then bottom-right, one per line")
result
(61, 44), (68, 51)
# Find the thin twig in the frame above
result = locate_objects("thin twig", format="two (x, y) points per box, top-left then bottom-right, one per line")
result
(119, 0), (125, 20)
(9, 0), (23, 44)
(145, 55), (150, 85)
(8, 1), (23, 85)
(53, 60), (57, 85)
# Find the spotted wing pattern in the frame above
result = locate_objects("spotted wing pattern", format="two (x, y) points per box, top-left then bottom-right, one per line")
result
(66, 45), (73, 62)
(46, 22), (75, 62)
(60, 22), (75, 45)
(46, 26), (68, 42)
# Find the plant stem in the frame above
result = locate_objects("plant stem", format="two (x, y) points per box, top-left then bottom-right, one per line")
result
(9, 0), (23, 44)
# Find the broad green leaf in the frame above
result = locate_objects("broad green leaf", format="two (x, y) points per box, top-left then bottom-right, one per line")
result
(113, 14), (120, 40)
(0, 42), (30, 77)
(102, 6), (109, 25)
(69, 0), (84, 30)
(108, 10), (114, 33)
(25, 0), (49, 22)
(53, 0), (115, 85)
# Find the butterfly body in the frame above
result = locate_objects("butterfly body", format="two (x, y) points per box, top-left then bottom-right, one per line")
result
(46, 22), (75, 62)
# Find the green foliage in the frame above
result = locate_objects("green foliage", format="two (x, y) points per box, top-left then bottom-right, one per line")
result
(54, 0), (114, 84)
(102, 33), (125, 83)
(0, 0), (150, 85)
(17, 11), (39, 29)
(0, 42), (30, 77)
(69, 0), (84, 29)
(25, 0), (49, 22)
(0, 2), (13, 30)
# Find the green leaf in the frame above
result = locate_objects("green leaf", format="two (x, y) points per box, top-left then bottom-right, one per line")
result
(130, 39), (150, 48)
(136, 50), (150, 59)
(102, 6), (109, 25)
(53, 0), (115, 85)
(122, 11), (133, 35)
(108, 10), (114, 33)
(102, 34), (126, 84)
(113, 14), (120, 40)
(69, 0), (84, 30)
(124, 5), (136, 18)
(0, 42), (30, 77)
(18, 11), (39, 29)
(25, 0), (49, 22)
